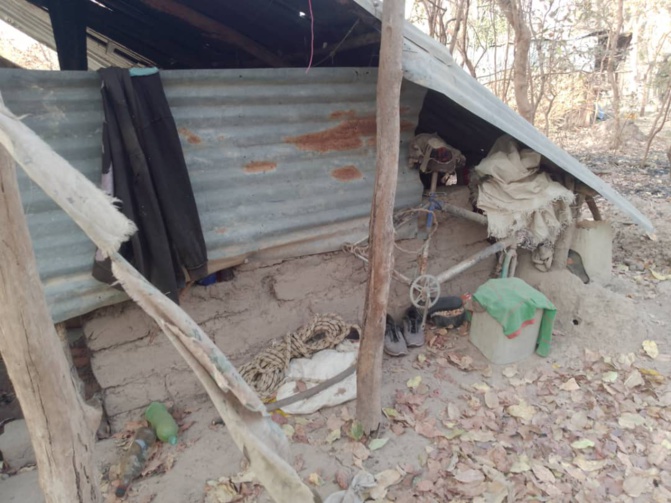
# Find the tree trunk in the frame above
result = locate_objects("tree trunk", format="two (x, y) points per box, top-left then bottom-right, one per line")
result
(607, 0), (624, 149)
(356, 0), (405, 434)
(0, 146), (100, 502)
(497, 0), (534, 123)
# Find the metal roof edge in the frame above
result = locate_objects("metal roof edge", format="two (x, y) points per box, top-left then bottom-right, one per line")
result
(352, 0), (654, 233)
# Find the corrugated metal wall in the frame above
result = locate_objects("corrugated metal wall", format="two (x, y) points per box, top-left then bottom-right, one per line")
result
(0, 68), (426, 322)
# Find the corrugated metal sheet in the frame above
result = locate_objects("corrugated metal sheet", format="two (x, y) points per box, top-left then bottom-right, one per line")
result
(0, 67), (426, 322)
(0, 0), (153, 69)
(353, 0), (654, 232)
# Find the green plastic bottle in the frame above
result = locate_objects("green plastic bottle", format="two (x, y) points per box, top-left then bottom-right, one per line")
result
(145, 402), (179, 445)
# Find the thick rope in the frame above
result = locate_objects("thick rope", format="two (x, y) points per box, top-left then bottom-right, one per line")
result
(239, 314), (360, 400)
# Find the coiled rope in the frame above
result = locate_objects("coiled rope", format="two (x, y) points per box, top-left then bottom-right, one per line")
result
(238, 313), (360, 400)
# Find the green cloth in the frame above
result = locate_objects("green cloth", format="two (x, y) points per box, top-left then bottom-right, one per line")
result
(472, 277), (556, 357)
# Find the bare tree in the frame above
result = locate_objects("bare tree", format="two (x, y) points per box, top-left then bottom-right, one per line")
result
(497, 0), (534, 122)
(606, 0), (625, 148)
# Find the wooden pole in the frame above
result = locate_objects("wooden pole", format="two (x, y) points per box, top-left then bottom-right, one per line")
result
(356, 0), (405, 433)
(0, 146), (101, 503)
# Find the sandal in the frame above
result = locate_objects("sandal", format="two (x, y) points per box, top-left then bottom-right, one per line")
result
(402, 306), (425, 348)
(384, 315), (408, 356)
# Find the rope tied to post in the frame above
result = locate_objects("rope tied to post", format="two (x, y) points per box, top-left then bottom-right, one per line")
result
(238, 313), (360, 400)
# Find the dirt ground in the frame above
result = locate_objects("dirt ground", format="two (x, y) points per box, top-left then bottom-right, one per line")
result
(2, 125), (671, 503)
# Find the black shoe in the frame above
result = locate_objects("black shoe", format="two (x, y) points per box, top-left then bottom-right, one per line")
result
(384, 315), (408, 356)
(402, 306), (425, 347)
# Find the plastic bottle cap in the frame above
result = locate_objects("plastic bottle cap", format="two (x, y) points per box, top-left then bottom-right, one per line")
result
(168, 436), (178, 445)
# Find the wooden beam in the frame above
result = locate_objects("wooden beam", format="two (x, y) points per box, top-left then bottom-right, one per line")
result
(141, 0), (287, 68)
(312, 32), (381, 57)
(0, 146), (100, 502)
(356, 0), (405, 434)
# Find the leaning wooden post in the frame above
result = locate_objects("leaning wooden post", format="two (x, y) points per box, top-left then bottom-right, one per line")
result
(356, 0), (406, 433)
(0, 146), (101, 502)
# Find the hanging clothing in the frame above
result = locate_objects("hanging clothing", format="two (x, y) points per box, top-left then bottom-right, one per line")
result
(92, 68), (208, 303)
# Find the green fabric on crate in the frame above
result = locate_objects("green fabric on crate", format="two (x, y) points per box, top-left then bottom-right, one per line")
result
(472, 277), (556, 357)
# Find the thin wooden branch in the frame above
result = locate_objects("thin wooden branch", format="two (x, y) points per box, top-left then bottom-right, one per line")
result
(356, 0), (405, 434)
(585, 196), (602, 221)
(141, 0), (287, 68)
(640, 85), (671, 167)
(314, 31), (381, 65)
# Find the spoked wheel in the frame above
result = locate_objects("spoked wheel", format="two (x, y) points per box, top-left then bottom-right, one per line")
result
(410, 274), (441, 309)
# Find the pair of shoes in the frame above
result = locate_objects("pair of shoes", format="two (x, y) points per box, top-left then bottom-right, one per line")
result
(384, 307), (426, 356)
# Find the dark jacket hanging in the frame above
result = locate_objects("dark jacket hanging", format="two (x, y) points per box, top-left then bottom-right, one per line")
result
(93, 68), (208, 303)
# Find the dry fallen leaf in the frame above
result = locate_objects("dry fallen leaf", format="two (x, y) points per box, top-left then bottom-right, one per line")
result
(509, 459), (531, 473)
(335, 469), (350, 490)
(642, 340), (659, 359)
(281, 424), (295, 437)
(204, 478), (239, 503)
(484, 391), (500, 409)
(531, 463), (556, 483)
(407, 375), (422, 389)
(502, 366), (518, 378)
(325, 429), (341, 444)
(507, 400), (536, 422)
(369, 438), (389, 451)
(573, 457), (606, 472)
(647, 444), (669, 467)
(447, 403), (460, 420)
(639, 367), (665, 384)
(618, 412), (646, 429)
(416, 479), (434, 492)
(571, 439), (595, 450)
(370, 469), (402, 499)
(560, 378), (580, 391)
(623, 475), (652, 497)
(650, 269), (671, 281)
(454, 469), (485, 484)
(472, 382), (490, 393)
(624, 369), (645, 388)
(415, 419), (446, 439)
(447, 353), (475, 371)
(350, 442), (370, 461)
(601, 371), (618, 383)
(307, 472), (323, 486)
(382, 408), (400, 420)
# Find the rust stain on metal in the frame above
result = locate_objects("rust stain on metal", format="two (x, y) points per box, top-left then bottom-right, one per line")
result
(331, 165), (363, 182)
(330, 110), (357, 120)
(178, 127), (202, 144)
(286, 111), (415, 153)
(286, 111), (376, 152)
(215, 227), (227, 234)
(244, 161), (277, 174)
